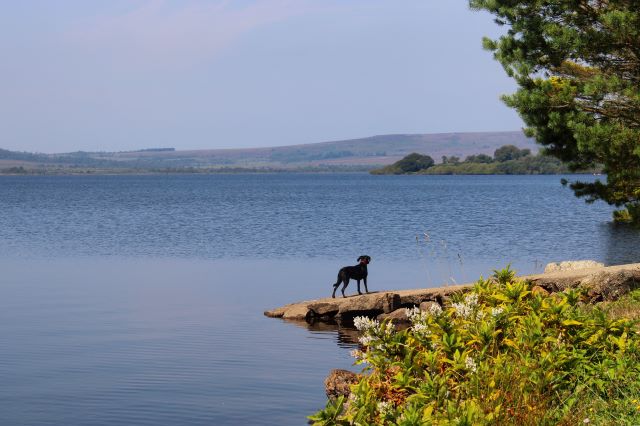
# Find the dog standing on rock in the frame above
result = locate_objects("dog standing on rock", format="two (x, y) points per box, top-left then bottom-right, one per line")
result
(331, 255), (371, 298)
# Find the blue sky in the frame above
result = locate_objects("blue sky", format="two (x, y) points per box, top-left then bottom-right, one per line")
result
(0, 0), (523, 153)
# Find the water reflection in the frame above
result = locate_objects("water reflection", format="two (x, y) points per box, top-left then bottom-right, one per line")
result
(603, 222), (640, 266)
(281, 318), (361, 348)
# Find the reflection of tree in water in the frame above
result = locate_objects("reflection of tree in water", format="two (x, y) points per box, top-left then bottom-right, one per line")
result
(603, 223), (640, 266)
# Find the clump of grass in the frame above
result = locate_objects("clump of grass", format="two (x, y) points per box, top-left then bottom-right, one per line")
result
(600, 289), (640, 324)
(309, 267), (640, 425)
(415, 231), (467, 287)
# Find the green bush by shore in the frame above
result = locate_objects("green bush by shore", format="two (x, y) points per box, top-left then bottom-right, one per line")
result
(310, 268), (640, 425)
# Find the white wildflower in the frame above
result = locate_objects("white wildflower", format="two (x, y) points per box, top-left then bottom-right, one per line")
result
(358, 335), (374, 346)
(384, 321), (395, 335)
(428, 303), (443, 316)
(407, 303), (442, 324)
(412, 323), (431, 336)
(476, 310), (486, 320)
(452, 301), (473, 319)
(377, 401), (394, 416)
(452, 293), (480, 319)
(465, 356), (477, 373)
(464, 293), (479, 307)
(350, 349), (362, 359)
(349, 393), (359, 405)
(491, 307), (504, 317)
(583, 418), (590, 424)
(405, 307), (423, 322)
(353, 316), (378, 332)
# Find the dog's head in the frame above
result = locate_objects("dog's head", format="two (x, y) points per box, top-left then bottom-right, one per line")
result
(357, 255), (371, 265)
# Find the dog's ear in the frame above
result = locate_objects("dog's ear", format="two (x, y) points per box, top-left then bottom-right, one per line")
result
(357, 256), (363, 262)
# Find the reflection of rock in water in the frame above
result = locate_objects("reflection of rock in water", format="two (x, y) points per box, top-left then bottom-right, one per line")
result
(336, 328), (360, 347)
(603, 223), (640, 265)
(278, 316), (412, 348)
(279, 318), (360, 347)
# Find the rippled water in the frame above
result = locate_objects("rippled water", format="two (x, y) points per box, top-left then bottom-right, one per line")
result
(1, 174), (639, 425)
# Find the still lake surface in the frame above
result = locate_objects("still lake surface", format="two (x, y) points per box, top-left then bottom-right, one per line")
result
(1, 173), (639, 425)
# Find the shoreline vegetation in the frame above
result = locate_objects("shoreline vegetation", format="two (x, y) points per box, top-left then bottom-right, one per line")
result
(1, 145), (598, 176)
(0, 132), (551, 176)
(370, 145), (599, 176)
(0, 165), (375, 175)
(308, 264), (640, 425)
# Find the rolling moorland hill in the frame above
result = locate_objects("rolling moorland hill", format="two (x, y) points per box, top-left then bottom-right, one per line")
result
(0, 131), (536, 173)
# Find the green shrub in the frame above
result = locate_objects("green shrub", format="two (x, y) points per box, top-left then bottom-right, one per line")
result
(310, 268), (640, 425)
(613, 204), (640, 225)
(371, 153), (435, 175)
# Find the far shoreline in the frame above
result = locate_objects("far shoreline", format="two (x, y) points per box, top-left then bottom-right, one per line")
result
(0, 167), (601, 177)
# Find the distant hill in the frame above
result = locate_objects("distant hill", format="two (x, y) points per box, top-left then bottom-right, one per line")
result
(1, 131), (536, 173)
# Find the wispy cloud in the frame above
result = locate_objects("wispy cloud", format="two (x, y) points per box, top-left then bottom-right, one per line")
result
(64, 0), (317, 70)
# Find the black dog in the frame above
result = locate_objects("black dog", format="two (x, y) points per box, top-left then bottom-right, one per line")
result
(331, 255), (371, 298)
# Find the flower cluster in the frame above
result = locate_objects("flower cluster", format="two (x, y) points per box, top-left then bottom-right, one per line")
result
(352, 316), (394, 355)
(465, 356), (477, 373)
(406, 303), (442, 323)
(452, 293), (479, 319)
(428, 303), (443, 316)
(358, 334), (374, 346)
(411, 323), (431, 336)
(353, 316), (378, 332)
(491, 306), (504, 317)
(405, 306), (425, 322)
(377, 401), (394, 417)
(311, 267), (640, 426)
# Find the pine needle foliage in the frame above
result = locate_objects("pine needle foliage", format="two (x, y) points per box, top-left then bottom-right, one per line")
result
(469, 1), (640, 223)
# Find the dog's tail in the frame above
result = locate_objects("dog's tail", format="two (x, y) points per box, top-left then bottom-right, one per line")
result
(332, 271), (343, 288)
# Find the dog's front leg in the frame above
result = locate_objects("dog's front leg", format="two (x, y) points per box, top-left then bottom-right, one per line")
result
(357, 279), (362, 295)
(363, 277), (369, 293)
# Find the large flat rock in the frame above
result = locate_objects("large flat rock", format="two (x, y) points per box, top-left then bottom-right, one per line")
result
(264, 263), (640, 323)
(264, 285), (469, 321)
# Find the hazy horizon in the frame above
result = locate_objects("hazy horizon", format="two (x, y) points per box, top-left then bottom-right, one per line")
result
(5, 130), (530, 155)
(1, 1), (524, 154)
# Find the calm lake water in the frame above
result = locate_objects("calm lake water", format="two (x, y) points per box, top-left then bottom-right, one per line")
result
(1, 173), (639, 425)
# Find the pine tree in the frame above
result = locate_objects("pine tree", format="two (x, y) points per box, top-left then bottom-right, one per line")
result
(470, 0), (640, 222)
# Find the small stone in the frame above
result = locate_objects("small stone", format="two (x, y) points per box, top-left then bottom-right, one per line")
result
(325, 369), (359, 401)
(377, 308), (410, 323)
(419, 301), (441, 312)
(544, 260), (604, 273)
(531, 285), (550, 296)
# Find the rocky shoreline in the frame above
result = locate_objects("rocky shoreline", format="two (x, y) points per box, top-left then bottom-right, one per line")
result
(265, 261), (640, 325)
(287, 261), (640, 405)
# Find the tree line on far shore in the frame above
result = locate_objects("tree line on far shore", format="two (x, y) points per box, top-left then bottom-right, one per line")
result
(369, 145), (591, 175)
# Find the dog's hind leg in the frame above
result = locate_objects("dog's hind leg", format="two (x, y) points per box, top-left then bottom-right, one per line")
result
(357, 279), (362, 295)
(331, 277), (341, 298)
(341, 278), (350, 298)
(363, 277), (369, 294)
